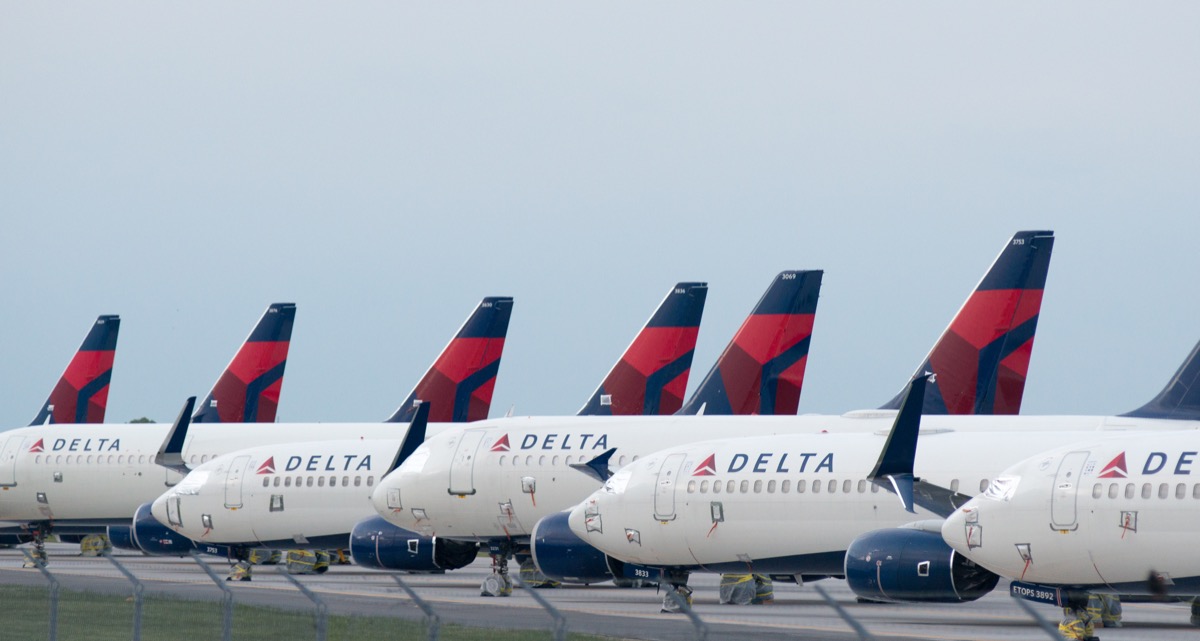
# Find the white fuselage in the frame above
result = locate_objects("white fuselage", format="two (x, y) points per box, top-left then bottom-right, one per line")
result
(370, 412), (1196, 543)
(567, 429), (1197, 573)
(943, 431), (1200, 590)
(0, 422), (444, 526)
(152, 439), (408, 547)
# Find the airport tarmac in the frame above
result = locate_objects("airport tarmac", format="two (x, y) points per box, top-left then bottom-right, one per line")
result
(0, 544), (1194, 640)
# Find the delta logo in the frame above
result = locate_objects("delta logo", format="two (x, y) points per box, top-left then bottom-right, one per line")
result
(490, 434), (511, 452)
(256, 457), (276, 475)
(692, 454), (717, 476)
(29, 439), (45, 453)
(1098, 452), (1127, 479)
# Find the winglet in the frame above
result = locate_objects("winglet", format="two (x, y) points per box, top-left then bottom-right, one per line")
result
(388, 297), (514, 423)
(386, 402), (430, 475)
(30, 315), (121, 426)
(569, 448), (617, 483)
(1122, 338), (1200, 420)
(678, 270), (823, 416)
(193, 303), (296, 423)
(578, 283), (708, 416)
(868, 375), (929, 513)
(155, 397), (196, 474)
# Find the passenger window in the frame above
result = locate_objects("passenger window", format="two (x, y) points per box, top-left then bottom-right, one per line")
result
(797, 480), (807, 493)
(1194, 484), (1200, 499)
(700, 480), (709, 493)
(979, 479), (989, 493)
(726, 480), (735, 494)
(1142, 483), (1152, 499)
(285, 477), (292, 487)
(812, 480), (821, 494)
(34, 455), (41, 464)
(367, 476), (374, 487)
(499, 456), (506, 466)
(767, 480), (776, 494)
(871, 483), (879, 493)
(618, 456), (626, 466)
(687, 480), (697, 494)
(552, 456), (559, 466)
(1159, 483), (1169, 499)
(1177, 483), (1187, 499)
(1092, 484), (1102, 499)
(827, 480), (837, 494)
(342, 476), (350, 487)
(263, 478), (269, 488)
(355, 476), (362, 487)
(329, 475), (336, 486)
(1125, 484), (1135, 499)
(273, 477), (281, 487)
(318, 476), (325, 487)
(753, 480), (762, 493)
(713, 480), (722, 494)
(857, 480), (866, 493)
(526, 456), (534, 466)
(842, 480), (852, 494)
(306, 477), (314, 487)
(86, 455), (93, 464)
(950, 479), (960, 493)
(739, 480), (749, 494)
(1107, 483), (1118, 499)
(781, 480), (791, 494)
(538, 456), (546, 466)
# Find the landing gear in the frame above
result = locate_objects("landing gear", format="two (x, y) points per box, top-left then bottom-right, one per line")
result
(22, 524), (49, 568)
(481, 544), (514, 597)
(1058, 593), (1099, 641)
(718, 574), (774, 605)
(226, 548), (253, 582)
(661, 570), (693, 613)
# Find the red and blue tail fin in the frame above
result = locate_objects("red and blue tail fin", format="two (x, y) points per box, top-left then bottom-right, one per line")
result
(1123, 339), (1200, 420)
(29, 315), (121, 425)
(881, 230), (1054, 415)
(192, 303), (296, 424)
(388, 297), (514, 423)
(577, 282), (708, 416)
(678, 270), (823, 415)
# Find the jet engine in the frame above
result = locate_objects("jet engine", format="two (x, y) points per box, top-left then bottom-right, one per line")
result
(107, 525), (136, 551)
(127, 502), (199, 556)
(844, 528), (998, 603)
(349, 516), (477, 572)
(529, 512), (618, 584)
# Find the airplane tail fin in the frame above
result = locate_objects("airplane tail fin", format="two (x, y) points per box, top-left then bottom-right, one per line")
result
(1122, 339), (1200, 420)
(30, 315), (121, 425)
(880, 230), (1054, 415)
(192, 303), (297, 424)
(678, 270), (823, 416)
(577, 283), (708, 416)
(387, 297), (514, 423)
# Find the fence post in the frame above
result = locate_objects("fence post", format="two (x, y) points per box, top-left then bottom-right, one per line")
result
(509, 573), (567, 641)
(390, 574), (441, 641)
(275, 566), (328, 641)
(22, 549), (58, 641)
(811, 584), (876, 641)
(662, 586), (708, 641)
(102, 551), (144, 641)
(1010, 592), (1068, 640)
(190, 552), (234, 641)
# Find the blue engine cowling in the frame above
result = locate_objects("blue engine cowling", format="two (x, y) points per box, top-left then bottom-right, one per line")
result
(350, 516), (477, 572)
(529, 512), (617, 584)
(845, 528), (999, 603)
(107, 525), (137, 551)
(128, 502), (200, 556)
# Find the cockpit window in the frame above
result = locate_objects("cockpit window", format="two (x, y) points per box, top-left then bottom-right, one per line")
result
(400, 445), (431, 474)
(173, 470), (211, 496)
(982, 475), (1019, 501)
(604, 468), (633, 495)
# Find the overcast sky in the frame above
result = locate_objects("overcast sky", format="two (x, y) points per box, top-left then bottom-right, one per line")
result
(3, 3), (1198, 428)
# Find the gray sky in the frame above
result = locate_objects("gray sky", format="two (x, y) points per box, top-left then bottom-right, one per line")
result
(3, 3), (1199, 428)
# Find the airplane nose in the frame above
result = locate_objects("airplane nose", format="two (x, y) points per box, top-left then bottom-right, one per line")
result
(567, 493), (603, 541)
(150, 494), (170, 526)
(941, 508), (967, 552)
(369, 481), (390, 518)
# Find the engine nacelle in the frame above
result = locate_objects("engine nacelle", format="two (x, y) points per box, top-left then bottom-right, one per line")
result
(529, 512), (615, 585)
(845, 528), (998, 603)
(130, 502), (199, 556)
(349, 516), (477, 572)
(107, 525), (137, 551)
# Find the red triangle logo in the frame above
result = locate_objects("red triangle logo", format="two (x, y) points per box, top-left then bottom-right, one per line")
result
(1098, 452), (1127, 479)
(490, 434), (511, 452)
(256, 456), (276, 475)
(29, 438), (45, 453)
(692, 454), (717, 476)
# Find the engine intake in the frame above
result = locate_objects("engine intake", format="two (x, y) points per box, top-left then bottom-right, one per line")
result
(530, 512), (616, 585)
(350, 516), (477, 572)
(845, 528), (998, 603)
(129, 502), (199, 556)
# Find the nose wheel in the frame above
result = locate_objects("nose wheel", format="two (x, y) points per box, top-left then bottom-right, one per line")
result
(480, 543), (514, 597)
(22, 524), (49, 568)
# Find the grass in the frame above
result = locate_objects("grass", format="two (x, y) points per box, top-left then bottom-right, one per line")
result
(0, 585), (610, 641)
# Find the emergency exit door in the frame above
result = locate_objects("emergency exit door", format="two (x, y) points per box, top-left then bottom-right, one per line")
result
(448, 431), (486, 496)
(1050, 451), (1089, 531)
(0, 437), (23, 486)
(224, 455), (250, 509)
(653, 453), (687, 521)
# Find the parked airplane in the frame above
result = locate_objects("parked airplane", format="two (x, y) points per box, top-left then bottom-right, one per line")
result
(942, 430), (1200, 600)
(563, 373), (1200, 609)
(0, 297), (509, 559)
(138, 276), (810, 572)
(29, 315), (121, 426)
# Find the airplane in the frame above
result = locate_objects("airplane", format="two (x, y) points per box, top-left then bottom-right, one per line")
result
(563, 373), (1200, 610)
(0, 297), (509, 559)
(366, 230), (1059, 592)
(29, 315), (122, 426)
(140, 272), (821, 582)
(941, 430), (1200, 611)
